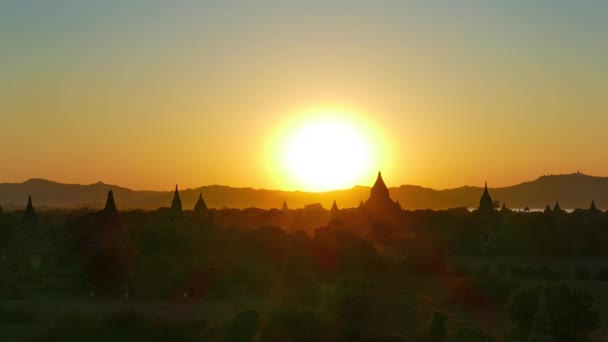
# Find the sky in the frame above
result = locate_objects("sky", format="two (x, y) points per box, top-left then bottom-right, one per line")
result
(1, 1), (607, 191)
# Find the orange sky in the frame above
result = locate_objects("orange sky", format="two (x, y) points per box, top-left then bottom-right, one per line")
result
(1, 2), (607, 191)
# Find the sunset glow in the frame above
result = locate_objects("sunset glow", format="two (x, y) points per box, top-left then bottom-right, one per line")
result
(272, 109), (382, 191)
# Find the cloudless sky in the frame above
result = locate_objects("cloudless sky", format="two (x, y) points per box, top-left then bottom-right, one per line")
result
(1, 1), (607, 191)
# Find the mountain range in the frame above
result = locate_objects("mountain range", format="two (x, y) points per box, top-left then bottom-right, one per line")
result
(0, 173), (606, 211)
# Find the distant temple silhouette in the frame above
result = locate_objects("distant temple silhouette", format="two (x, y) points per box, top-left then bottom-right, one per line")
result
(171, 185), (182, 213)
(362, 172), (400, 214)
(589, 200), (600, 214)
(194, 193), (208, 216)
(102, 190), (118, 216)
(478, 182), (494, 214)
(23, 196), (36, 222)
(330, 200), (339, 217)
(281, 200), (289, 212)
(553, 201), (562, 212)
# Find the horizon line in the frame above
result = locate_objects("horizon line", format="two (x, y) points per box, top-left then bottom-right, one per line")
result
(0, 171), (596, 193)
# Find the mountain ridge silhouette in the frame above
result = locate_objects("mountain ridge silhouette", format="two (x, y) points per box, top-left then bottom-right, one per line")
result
(0, 173), (605, 211)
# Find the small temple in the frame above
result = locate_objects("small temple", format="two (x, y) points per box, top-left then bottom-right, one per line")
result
(171, 185), (182, 213)
(281, 200), (289, 212)
(23, 196), (37, 222)
(362, 172), (400, 215)
(553, 201), (562, 212)
(103, 190), (118, 215)
(193, 193), (208, 215)
(478, 182), (495, 214)
(330, 200), (339, 216)
(589, 200), (600, 214)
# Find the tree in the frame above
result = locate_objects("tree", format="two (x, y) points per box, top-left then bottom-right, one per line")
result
(506, 284), (598, 342)
(425, 312), (447, 342)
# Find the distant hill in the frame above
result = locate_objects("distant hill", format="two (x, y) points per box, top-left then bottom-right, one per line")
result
(0, 173), (606, 211)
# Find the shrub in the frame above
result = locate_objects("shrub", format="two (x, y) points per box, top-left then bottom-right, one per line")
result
(506, 283), (598, 342)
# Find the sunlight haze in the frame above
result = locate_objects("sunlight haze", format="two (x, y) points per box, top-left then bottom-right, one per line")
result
(1, 1), (607, 191)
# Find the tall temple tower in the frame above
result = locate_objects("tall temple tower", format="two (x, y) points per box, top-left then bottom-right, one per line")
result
(103, 190), (118, 216)
(478, 182), (495, 214)
(22, 196), (37, 222)
(362, 171), (400, 215)
(171, 185), (182, 213)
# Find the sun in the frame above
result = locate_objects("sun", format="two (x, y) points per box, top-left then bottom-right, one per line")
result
(272, 109), (382, 192)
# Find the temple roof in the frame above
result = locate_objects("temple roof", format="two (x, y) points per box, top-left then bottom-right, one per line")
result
(103, 190), (117, 215)
(478, 181), (494, 213)
(590, 200), (599, 212)
(553, 201), (562, 212)
(372, 171), (388, 192)
(171, 185), (182, 212)
(23, 195), (37, 221)
(194, 193), (207, 213)
(363, 171), (399, 214)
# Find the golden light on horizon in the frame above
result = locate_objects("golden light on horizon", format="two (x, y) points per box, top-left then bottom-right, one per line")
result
(270, 108), (387, 192)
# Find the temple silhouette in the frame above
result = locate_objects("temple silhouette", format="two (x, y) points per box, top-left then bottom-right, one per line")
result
(102, 190), (117, 216)
(478, 181), (494, 214)
(22, 196), (36, 222)
(171, 185), (182, 213)
(361, 171), (401, 215)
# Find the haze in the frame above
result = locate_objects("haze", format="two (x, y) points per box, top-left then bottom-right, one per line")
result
(1, 1), (607, 191)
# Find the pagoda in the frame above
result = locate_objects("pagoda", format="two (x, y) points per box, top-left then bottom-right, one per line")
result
(589, 200), (600, 214)
(553, 201), (563, 213)
(171, 185), (182, 213)
(362, 171), (400, 215)
(22, 196), (37, 222)
(194, 193), (208, 216)
(478, 182), (495, 214)
(330, 200), (339, 217)
(102, 190), (118, 216)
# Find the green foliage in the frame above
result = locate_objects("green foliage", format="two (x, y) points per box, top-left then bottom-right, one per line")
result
(451, 326), (495, 342)
(573, 265), (590, 280)
(506, 283), (598, 342)
(593, 267), (608, 281)
(222, 310), (259, 342)
(132, 254), (185, 298)
(425, 312), (447, 342)
(0, 306), (37, 325)
(0, 274), (25, 299)
(29, 311), (206, 342)
(454, 270), (518, 308)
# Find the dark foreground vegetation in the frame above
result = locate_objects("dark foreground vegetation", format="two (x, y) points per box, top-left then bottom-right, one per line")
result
(1, 182), (608, 341)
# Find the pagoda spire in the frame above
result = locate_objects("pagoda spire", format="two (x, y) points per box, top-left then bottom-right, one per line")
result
(589, 200), (599, 213)
(23, 196), (37, 222)
(478, 181), (494, 214)
(553, 201), (562, 212)
(281, 200), (289, 212)
(363, 171), (399, 214)
(171, 185), (182, 213)
(194, 193), (207, 214)
(103, 190), (117, 215)
(330, 200), (339, 216)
